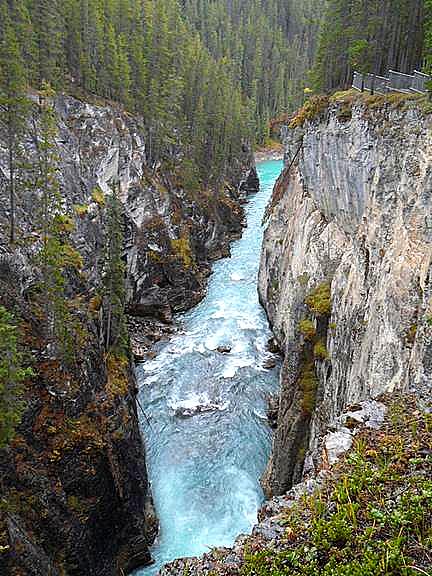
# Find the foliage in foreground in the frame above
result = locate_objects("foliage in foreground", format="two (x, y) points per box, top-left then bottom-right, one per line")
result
(0, 306), (32, 448)
(242, 398), (432, 576)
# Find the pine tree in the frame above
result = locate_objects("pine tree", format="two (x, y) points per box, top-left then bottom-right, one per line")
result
(8, 0), (37, 84)
(311, 0), (424, 93)
(0, 3), (30, 244)
(34, 84), (84, 365)
(30, 0), (65, 88)
(0, 306), (32, 448)
(102, 181), (128, 355)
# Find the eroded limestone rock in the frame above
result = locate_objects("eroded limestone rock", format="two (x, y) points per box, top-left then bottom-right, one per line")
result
(259, 101), (432, 495)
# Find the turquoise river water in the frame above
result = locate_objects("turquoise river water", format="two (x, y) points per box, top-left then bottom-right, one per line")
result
(135, 160), (283, 575)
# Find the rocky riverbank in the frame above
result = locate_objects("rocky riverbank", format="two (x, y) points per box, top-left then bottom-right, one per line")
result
(159, 394), (431, 575)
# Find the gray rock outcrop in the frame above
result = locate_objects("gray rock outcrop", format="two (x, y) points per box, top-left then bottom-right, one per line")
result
(259, 100), (432, 495)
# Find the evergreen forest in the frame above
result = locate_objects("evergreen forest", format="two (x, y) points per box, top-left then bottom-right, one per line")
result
(1, 0), (432, 181)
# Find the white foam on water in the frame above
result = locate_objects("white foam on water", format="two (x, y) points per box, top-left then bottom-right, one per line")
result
(210, 309), (227, 319)
(221, 364), (238, 379)
(230, 272), (244, 282)
(231, 340), (247, 354)
(220, 356), (255, 379)
(168, 393), (210, 411)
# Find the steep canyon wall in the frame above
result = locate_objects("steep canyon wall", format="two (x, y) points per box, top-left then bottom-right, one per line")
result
(259, 99), (432, 495)
(0, 94), (257, 575)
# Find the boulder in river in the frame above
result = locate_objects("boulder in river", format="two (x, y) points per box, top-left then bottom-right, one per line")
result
(266, 337), (281, 354)
(263, 358), (277, 370)
(217, 345), (232, 354)
(174, 403), (221, 419)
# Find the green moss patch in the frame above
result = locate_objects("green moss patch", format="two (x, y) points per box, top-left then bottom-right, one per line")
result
(106, 352), (130, 398)
(313, 340), (329, 360)
(299, 319), (317, 341)
(171, 237), (194, 268)
(305, 282), (332, 317)
(289, 96), (330, 129)
(91, 186), (105, 207)
(74, 204), (89, 218)
(299, 361), (318, 417)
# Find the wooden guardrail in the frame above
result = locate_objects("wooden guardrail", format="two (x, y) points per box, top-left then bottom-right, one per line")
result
(352, 69), (431, 95)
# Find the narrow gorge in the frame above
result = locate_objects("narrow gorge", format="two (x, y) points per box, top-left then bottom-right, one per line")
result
(134, 160), (283, 575)
(1, 1), (432, 575)
(158, 94), (432, 575)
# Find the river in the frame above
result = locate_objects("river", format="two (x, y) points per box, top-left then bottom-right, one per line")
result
(135, 160), (283, 575)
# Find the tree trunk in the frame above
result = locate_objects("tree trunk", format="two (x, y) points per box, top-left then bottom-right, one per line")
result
(8, 122), (15, 244)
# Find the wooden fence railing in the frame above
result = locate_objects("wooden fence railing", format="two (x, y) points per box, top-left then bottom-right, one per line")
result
(352, 69), (431, 95)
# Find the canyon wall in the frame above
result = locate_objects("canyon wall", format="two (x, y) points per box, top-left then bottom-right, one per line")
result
(259, 98), (432, 495)
(0, 94), (256, 575)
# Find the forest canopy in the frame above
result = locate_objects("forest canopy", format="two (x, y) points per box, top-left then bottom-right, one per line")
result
(312, 0), (425, 92)
(0, 0), (255, 188)
(0, 0), (431, 189)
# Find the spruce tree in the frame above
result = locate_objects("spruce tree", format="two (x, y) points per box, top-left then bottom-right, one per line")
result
(0, 3), (30, 243)
(34, 84), (84, 365)
(311, 0), (424, 93)
(0, 306), (32, 448)
(103, 181), (128, 355)
(30, 0), (65, 88)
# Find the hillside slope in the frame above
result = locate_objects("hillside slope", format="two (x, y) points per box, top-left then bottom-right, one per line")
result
(160, 395), (432, 575)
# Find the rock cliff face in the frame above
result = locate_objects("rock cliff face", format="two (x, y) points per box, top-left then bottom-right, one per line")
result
(259, 99), (432, 496)
(54, 95), (257, 320)
(0, 94), (256, 575)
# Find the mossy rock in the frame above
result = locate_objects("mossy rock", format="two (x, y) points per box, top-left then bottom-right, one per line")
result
(299, 361), (318, 417)
(106, 352), (129, 398)
(171, 237), (194, 269)
(74, 204), (89, 218)
(298, 273), (310, 287)
(313, 339), (329, 360)
(289, 96), (330, 129)
(305, 282), (332, 317)
(91, 186), (105, 207)
(298, 318), (316, 341)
